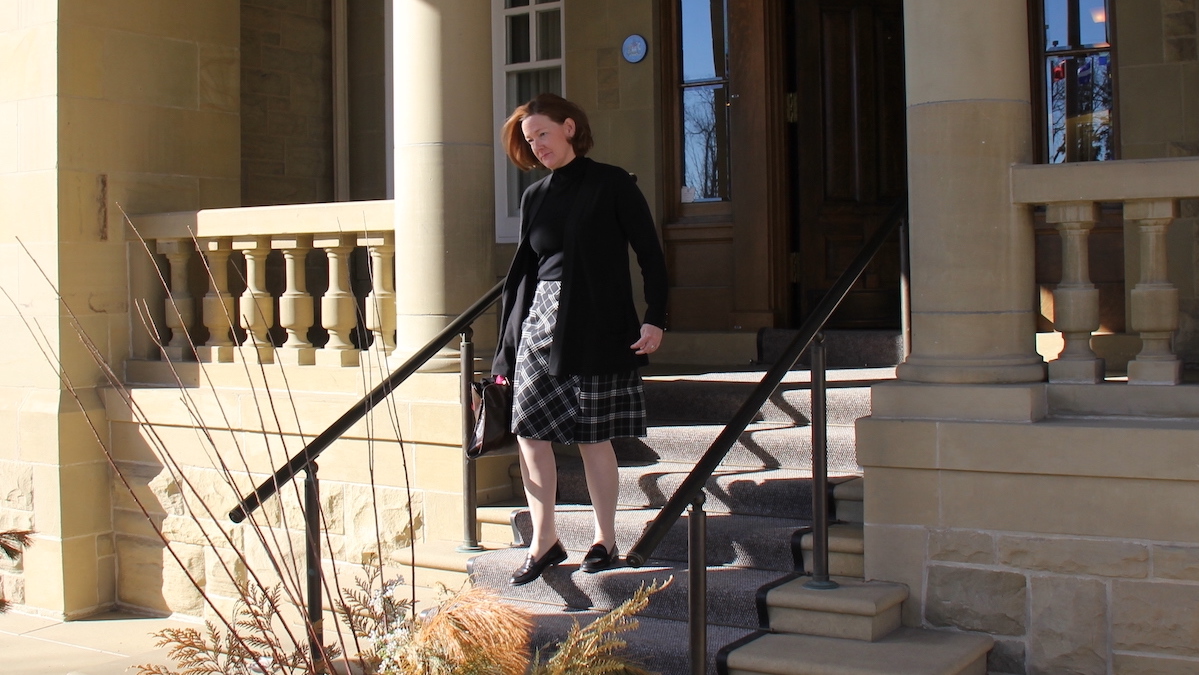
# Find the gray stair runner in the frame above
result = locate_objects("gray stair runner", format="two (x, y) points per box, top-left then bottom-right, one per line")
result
(467, 365), (891, 675)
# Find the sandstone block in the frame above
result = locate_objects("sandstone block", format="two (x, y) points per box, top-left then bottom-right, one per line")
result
(116, 534), (170, 613)
(1113, 580), (1199, 657)
(1114, 652), (1199, 674)
(0, 460), (33, 510)
(926, 565), (1027, 636)
(930, 528), (995, 564)
(1029, 576), (1107, 674)
(998, 535), (1149, 578)
(1153, 544), (1199, 581)
(988, 638), (1026, 675)
(204, 546), (247, 599)
(163, 542), (206, 616)
(344, 484), (422, 557)
(2, 571), (25, 605)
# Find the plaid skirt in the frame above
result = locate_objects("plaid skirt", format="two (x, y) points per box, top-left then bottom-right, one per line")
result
(512, 280), (647, 444)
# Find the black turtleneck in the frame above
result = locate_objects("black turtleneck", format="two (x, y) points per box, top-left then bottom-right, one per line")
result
(528, 156), (587, 280)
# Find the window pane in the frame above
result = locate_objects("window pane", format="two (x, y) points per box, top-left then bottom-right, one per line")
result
(1045, 0), (1109, 51)
(681, 0), (726, 83)
(537, 10), (561, 60)
(506, 68), (561, 216)
(507, 14), (531, 64)
(508, 67), (561, 111)
(506, 0), (530, 7)
(1046, 52), (1113, 163)
(681, 84), (731, 201)
(535, 0), (556, 4)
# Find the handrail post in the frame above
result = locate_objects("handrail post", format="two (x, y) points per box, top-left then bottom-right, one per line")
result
(459, 328), (483, 553)
(689, 491), (707, 675)
(804, 335), (838, 590)
(304, 462), (326, 672)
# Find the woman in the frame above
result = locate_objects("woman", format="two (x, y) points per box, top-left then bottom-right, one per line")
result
(494, 93), (668, 586)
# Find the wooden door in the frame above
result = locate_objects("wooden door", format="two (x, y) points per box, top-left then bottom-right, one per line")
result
(790, 0), (906, 328)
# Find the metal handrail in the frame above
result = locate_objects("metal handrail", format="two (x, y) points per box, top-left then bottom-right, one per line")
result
(229, 280), (503, 523)
(626, 197), (908, 568)
(228, 279), (502, 668)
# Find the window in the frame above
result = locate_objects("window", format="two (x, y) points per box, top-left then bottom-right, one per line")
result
(1032, 0), (1116, 163)
(492, 0), (564, 243)
(678, 0), (731, 202)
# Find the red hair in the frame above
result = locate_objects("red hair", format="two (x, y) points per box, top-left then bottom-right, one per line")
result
(501, 93), (595, 171)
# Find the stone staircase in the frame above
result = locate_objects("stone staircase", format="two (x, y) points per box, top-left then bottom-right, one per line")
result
(466, 366), (899, 674)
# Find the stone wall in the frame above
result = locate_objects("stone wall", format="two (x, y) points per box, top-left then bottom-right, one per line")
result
(241, 0), (334, 206)
(919, 528), (1199, 674)
(107, 365), (514, 618)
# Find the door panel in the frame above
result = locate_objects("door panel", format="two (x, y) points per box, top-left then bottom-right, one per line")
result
(792, 0), (906, 328)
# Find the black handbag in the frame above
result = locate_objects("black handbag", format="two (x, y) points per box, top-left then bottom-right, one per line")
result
(468, 378), (517, 458)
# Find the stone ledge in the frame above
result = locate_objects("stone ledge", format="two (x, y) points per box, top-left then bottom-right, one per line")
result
(725, 627), (992, 675)
(767, 576), (906, 616)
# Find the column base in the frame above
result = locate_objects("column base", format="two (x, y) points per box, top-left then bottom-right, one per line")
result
(233, 345), (275, 365)
(897, 355), (1046, 385)
(1128, 358), (1181, 385)
(316, 348), (360, 367)
(195, 345), (235, 363)
(277, 346), (317, 366)
(1048, 357), (1105, 384)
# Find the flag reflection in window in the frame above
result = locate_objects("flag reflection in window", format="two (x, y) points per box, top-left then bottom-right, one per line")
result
(1041, 0), (1113, 163)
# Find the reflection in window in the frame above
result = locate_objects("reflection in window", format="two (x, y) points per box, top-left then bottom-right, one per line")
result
(678, 0), (730, 201)
(682, 85), (730, 201)
(1048, 53), (1113, 163)
(1039, 0), (1113, 163)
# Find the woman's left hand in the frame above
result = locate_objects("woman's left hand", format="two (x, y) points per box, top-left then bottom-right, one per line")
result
(631, 324), (664, 355)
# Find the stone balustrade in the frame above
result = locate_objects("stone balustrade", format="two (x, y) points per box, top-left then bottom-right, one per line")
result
(1012, 158), (1199, 385)
(128, 200), (396, 368)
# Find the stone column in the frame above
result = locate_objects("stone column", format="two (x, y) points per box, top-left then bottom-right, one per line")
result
(391, 0), (495, 371)
(894, 0), (1046, 385)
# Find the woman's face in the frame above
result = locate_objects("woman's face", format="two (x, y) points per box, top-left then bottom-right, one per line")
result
(521, 114), (577, 170)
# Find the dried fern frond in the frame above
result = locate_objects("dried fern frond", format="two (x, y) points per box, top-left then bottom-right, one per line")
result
(377, 585), (531, 675)
(532, 578), (670, 675)
(0, 529), (32, 562)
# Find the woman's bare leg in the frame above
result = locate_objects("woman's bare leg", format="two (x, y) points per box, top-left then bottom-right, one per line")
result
(578, 440), (619, 550)
(517, 436), (559, 556)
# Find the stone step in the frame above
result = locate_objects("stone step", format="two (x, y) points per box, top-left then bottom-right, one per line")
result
(757, 329), (904, 369)
(799, 523), (865, 579)
(834, 476), (864, 523)
(555, 458), (818, 518)
(514, 598), (754, 675)
(644, 372), (884, 426)
(613, 422), (860, 472)
(723, 628), (992, 675)
(507, 505), (807, 572)
(467, 546), (786, 629)
(761, 576), (907, 641)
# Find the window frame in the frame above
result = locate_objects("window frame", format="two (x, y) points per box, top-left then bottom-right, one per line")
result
(491, 0), (566, 243)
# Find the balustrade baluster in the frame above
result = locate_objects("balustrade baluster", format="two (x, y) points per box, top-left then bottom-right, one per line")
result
(196, 237), (235, 363)
(363, 233), (397, 357)
(1047, 201), (1103, 383)
(276, 235), (316, 366)
(236, 237), (274, 363)
(156, 239), (195, 361)
(1126, 198), (1181, 385)
(316, 233), (359, 367)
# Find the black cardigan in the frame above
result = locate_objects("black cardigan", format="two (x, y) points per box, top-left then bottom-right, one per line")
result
(493, 158), (668, 378)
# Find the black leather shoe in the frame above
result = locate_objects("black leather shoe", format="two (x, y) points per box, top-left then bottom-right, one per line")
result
(510, 541), (568, 586)
(580, 543), (619, 573)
